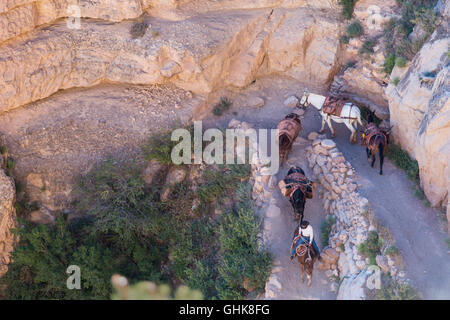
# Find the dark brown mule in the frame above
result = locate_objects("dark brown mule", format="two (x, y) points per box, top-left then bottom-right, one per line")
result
(361, 113), (391, 175)
(279, 166), (315, 222)
(277, 113), (302, 164)
(291, 227), (317, 287)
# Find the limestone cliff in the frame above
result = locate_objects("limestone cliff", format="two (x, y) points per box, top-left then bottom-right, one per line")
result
(386, 15), (449, 222)
(0, 168), (16, 277)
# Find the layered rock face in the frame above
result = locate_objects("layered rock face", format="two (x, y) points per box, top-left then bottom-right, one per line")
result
(0, 169), (16, 277)
(386, 19), (449, 214)
(330, 0), (398, 119)
(0, 7), (343, 114)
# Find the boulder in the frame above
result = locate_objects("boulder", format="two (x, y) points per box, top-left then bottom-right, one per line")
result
(284, 96), (299, 108)
(376, 255), (389, 273)
(160, 167), (187, 201)
(247, 96), (265, 109)
(321, 139), (336, 149)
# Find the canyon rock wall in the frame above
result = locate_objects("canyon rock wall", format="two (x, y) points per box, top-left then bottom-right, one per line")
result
(386, 16), (449, 217)
(0, 168), (16, 277)
(0, 6), (343, 114)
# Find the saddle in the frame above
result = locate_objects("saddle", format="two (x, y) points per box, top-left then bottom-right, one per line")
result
(277, 114), (302, 144)
(292, 235), (312, 261)
(361, 123), (388, 147)
(279, 172), (315, 199)
(322, 96), (348, 116)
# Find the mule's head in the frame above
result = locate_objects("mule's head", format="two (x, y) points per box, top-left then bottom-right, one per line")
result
(299, 88), (310, 107)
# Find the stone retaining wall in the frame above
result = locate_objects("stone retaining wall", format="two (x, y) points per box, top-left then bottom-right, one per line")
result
(306, 136), (409, 299)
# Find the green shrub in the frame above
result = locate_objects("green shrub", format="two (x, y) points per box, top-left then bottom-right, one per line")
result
(376, 274), (419, 300)
(346, 20), (364, 38)
(395, 56), (407, 68)
(392, 77), (400, 86)
(359, 38), (377, 56)
(385, 143), (419, 183)
(212, 97), (232, 116)
(345, 60), (357, 69)
(142, 131), (176, 164)
(3, 146), (269, 300)
(130, 22), (148, 39)
(321, 215), (336, 247)
(340, 35), (350, 44)
(358, 231), (382, 265)
(385, 245), (400, 256)
(383, 53), (397, 76)
(411, 7), (438, 33)
(339, 0), (359, 20)
(216, 207), (272, 299)
(0, 145), (6, 155)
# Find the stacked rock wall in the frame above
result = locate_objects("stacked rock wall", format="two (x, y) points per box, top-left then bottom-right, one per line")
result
(0, 168), (16, 277)
(306, 137), (408, 299)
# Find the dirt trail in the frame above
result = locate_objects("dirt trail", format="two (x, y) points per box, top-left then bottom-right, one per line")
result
(204, 76), (450, 299)
(326, 116), (450, 300)
(265, 142), (336, 299)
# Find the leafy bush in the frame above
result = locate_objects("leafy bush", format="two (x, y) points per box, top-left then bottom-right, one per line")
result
(346, 20), (364, 38)
(3, 151), (270, 300)
(358, 231), (382, 265)
(392, 77), (400, 86)
(340, 35), (350, 44)
(212, 97), (232, 116)
(339, 0), (359, 20)
(130, 22), (148, 39)
(395, 56), (407, 68)
(216, 207), (272, 299)
(383, 53), (397, 76)
(142, 131), (176, 164)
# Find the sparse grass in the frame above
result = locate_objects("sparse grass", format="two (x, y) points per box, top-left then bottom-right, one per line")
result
(346, 20), (364, 38)
(376, 274), (420, 300)
(339, 0), (359, 20)
(0, 145), (6, 155)
(392, 77), (400, 86)
(321, 215), (336, 247)
(395, 56), (407, 68)
(358, 231), (382, 265)
(212, 97), (232, 116)
(385, 143), (419, 183)
(385, 245), (400, 256)
(130, 22), (148, 39)
(359, 38), (377, 56)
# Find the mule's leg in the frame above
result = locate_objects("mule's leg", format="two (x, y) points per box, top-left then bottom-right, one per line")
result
(379, 146), (384, 175)
(307, 272), (312, 287)
(326, 118), (335, 137)
(371, 153), (376, 168)
(366, 147), (371, 160)
(344, 120), (357, 144)
(319, 115), (326, 134)
(300, 263), (304, 283)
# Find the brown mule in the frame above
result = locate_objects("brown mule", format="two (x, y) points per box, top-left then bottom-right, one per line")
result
(291, 227), (317, 287)
(360, 113), (391, 175)
(277, 113), (302, 164)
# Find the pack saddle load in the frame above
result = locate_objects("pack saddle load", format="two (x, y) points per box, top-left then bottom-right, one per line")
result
(277, 113), (302, 163)
(278, 171), (315, 200)
(361, 122), (389, 147)
(321, 96), (350, 117)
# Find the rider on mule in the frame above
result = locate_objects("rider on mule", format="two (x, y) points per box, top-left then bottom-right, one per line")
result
(290, 220), (321, 261)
